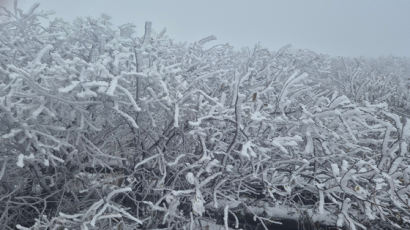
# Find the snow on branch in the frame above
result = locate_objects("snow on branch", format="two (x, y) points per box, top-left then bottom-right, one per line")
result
(0, 5), (409, 230)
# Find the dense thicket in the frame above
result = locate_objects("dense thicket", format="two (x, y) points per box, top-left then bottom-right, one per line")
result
(0, 4), (409, 230)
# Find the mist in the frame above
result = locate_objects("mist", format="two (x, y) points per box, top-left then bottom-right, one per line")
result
(16, 0), (410, 57)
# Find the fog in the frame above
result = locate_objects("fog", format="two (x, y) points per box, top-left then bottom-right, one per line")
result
(11, 0), (409, 57)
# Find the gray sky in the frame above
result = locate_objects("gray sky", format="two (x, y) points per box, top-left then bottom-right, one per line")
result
(16, 0), (410, 57)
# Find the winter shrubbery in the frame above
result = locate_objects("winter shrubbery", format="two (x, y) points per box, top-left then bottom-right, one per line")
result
(0, 3), (409, 230)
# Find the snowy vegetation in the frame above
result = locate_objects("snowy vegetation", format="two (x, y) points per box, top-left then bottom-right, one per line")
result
(0, 4), (409, 230)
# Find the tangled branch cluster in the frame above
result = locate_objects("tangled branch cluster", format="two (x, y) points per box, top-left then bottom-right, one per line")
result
(0, 4), (409, 230)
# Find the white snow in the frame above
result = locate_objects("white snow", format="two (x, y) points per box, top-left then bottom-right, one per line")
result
(331, 163), (340, 177)
(240, 141), (257, 159)
(58, 80), (80, 93)
(1, 129), (22, 139)
(185, 172), (196, 185)
(106, 77), (119, 96)
(16, 154), (34, 168)
(16, 154), (25, 168)
(192, 190), (205, 216)
(33, 44), (53, 65)
(174, 103), (179, 128)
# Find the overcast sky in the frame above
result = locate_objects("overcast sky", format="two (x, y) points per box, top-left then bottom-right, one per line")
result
(10, 0), (410, 57)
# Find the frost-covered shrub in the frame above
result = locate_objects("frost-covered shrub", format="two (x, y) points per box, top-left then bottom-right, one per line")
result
(0, 3), (409, 230)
